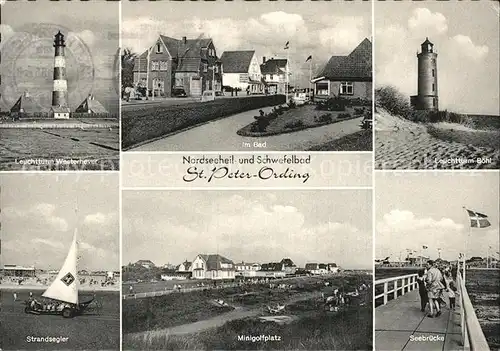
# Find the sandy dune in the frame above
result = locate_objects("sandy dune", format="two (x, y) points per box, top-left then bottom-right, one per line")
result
(375, 109), (499, 169)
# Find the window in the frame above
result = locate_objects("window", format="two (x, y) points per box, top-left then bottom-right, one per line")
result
(156, 43), (162, 54)
(432, 83), (435, 92)
(270, 74), (274, 80)
(433, 98), (436, 107)
(159, 61), (168, 71)
(151, 61), (159, 71)
(203, 63), (208, 72)
(432, 69), (435, 77)
(214, 65), (218, 73)
(316, 82), (328, 95)
(340, 82), (354, 95)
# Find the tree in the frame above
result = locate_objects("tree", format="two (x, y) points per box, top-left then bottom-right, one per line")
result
(121, 48), (137, 92)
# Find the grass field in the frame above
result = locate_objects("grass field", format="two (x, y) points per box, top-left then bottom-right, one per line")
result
(465, 269), (500, 349)
(0, 128), (119, 170)
(123, 273), (372, 350)
(0, 289), (120, 350)
(124, 305), (372, 350)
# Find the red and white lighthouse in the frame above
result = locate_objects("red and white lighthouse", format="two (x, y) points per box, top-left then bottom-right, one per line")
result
(51, 31), (70, 118)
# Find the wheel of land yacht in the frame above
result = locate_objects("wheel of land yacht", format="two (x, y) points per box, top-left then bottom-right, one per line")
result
(24, 306), (30, 314)
(62, 308), (74, 318)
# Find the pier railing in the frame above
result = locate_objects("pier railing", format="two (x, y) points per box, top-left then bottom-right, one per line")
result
(457, 270), (490, 350)
(374, 273), (418, 306)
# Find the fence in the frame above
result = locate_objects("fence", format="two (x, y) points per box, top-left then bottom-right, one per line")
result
(457, 269), (490, 350)
(122, 282), (240, 300)
(374, 273), (418, 306)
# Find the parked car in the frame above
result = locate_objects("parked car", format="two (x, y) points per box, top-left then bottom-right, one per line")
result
(201, 90), (215, 102)
(172, 87), (187, 97)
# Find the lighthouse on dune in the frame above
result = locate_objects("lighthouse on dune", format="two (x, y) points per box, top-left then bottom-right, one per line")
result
(411, 37), (438, 111)
(50, 31), (70, 119)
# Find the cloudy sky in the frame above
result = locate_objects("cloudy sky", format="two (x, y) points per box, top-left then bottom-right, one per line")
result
(375, 2), (499, 115)
(0, 1), (119, 113)
(122, 1), (371, 88)
(0, 174), (119, 271)
(376, 172), (499, 262)
(123, 190), (372, 270)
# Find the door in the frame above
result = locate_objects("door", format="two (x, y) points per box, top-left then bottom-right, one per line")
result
(190, 78), (202, 97)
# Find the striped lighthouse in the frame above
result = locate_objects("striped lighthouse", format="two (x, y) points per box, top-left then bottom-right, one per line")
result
(51, 31), (70, 118)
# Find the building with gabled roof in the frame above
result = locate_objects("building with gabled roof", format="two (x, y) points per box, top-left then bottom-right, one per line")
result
(190, 254), (235, 280)
(312, 38), (372, 101)
(260, 57), (289, 95)
(10, 92), (39, 117)
(220, 50), (263, 94)
(75, 94), (108, 114)
(134, 260), (155, 269)
(177, 260), (192, 272)
(133, 35), (222, 97)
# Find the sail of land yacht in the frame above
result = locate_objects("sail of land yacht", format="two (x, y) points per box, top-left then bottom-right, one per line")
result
(42, 230), (79, 304)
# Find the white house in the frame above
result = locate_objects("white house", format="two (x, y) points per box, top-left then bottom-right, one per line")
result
(312, 38), (372, 101)
(190, 254), (235, 280)
(234, 262), (261, 277)
(220, 50), (264, 94)
(260, 57), (289, 95)
(306, 263), (338, 275)
(177, 260), (192, 272)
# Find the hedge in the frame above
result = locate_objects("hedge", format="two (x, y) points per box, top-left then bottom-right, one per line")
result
(121, 95), (286, 149)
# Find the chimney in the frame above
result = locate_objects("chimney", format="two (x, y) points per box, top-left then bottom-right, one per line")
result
(24, 91), (30, 98)
(262, 56), (266, 64)
(182, 36), (187, 44)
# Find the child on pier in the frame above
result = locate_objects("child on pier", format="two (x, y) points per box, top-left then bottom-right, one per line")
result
(444, 271), (458, 309)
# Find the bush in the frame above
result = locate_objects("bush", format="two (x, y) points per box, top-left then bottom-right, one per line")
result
(412, 110), (473, 126)
(314, 113), (333, 123)
(284, 120), (304, 129)
(287, 100), (297, 109)
(375, 85), (413, 119)
(338, 113), (351, 119)
(316, 96), (349, 111)
(354, 107), (365, 115)
(122, 95), (286, 149)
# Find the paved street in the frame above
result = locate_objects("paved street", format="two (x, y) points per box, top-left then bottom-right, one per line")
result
(129, 106), (363, 151)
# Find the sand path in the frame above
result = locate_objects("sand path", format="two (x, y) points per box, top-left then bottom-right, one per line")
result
(375, 109), (499, 169)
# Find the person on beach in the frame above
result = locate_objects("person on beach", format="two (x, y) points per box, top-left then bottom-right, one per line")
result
(417, 269), (428, 312)
(13, 292), (18, 302)
(425, 260), (445, 318)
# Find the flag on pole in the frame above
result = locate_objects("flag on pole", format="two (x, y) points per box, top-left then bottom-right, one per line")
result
(422, 245), (428, 249)
(466, 209), (491, 228)
(284, 41), (290, 50)
(305, 55), (312, 62)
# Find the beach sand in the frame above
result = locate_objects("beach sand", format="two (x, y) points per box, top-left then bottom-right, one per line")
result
(375, 109), (499, 170)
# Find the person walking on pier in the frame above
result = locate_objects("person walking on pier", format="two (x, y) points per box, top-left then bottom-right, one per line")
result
(417, 269), (428, 312)
(425, 260), (445, 318)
